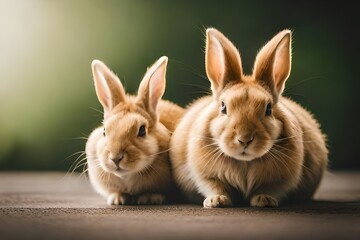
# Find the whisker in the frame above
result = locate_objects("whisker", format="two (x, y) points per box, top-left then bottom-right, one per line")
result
(64, 151), (85, 161)
(68, 152), (87, 172)
(90, 107), (104, 115)
(79, 167), (89, 178)
(284, 76), (327, 93)
(269, 146), (316, 176)
(147, 134), (219, 158)
(275, 129), (318, 143)
(145, 163), (162, 179)
(180, 83), (211, 96)
(71, 157), (88, 174)
(169, 58), (208, 81)
(69, 136), (89, 141)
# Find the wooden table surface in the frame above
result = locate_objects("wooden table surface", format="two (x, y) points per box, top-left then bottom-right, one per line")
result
(0, 171), (359, 239)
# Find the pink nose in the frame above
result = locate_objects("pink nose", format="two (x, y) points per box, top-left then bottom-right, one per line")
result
(109, 152), (125, 165)
(237, 134), (254, 147)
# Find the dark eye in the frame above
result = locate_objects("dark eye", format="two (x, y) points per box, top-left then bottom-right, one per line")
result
(103, 128), (106, 136)
(138, 125), (146, 137)
(221, 101), (227, 114)
(265, 103), (272, 116)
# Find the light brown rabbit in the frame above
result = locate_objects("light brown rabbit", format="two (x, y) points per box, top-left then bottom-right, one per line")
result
(86, 56), (184, 205)
(170, 28), (328, 208)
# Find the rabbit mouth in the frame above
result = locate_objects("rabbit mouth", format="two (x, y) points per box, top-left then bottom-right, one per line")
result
(221, 147), (256, 161)
(233, 150), (257, 161)
(101, 162), (131, 177)
(233, 144), (272, 161)
(113, 168), (131, 178)
(219, 141), (256, 161)
(240, 151), (248, 156)
(115, 167), (126, 172)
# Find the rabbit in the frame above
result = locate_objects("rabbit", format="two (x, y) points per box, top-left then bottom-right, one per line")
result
(169, 28), (328, 208)
(85, 56), (185, 205)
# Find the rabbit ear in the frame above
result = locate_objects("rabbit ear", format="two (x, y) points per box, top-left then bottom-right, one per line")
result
(91, 60), (126, 116)
(206, 28), (243, 98)
(253, 30), (292, 101)
(137, 56), (167, 119)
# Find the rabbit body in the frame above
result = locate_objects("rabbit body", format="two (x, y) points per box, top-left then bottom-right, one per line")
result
(170, 29), (328, 208)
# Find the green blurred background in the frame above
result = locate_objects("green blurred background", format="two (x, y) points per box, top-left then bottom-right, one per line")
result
(0, 0), (358, 171)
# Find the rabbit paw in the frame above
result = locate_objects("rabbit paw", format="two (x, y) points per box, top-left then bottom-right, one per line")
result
(134, 193), (166, 205)
(250, 194), (278, 208)
(203, 195), (232, 208)
(107, 192), (130, 206)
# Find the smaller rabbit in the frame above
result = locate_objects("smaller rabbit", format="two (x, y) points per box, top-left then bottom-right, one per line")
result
(170, 28), (328, 208)
(86, 56), (184, 205)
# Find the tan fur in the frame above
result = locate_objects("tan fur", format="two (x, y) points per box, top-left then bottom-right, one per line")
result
(158, 100), (185, 133)
(170, 28), (328, 208)
(86, 57), (184, 205)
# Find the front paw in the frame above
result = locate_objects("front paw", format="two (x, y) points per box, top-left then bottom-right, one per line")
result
(107, 192), (130, 206)
(134, 193), (166, 205)
(203, 195), (232, 208)
(250, 194), (278, 208)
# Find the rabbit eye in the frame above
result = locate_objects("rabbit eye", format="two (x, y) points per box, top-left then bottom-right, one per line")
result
(138, 125), (146, 137)
(103, 128), (106, 136)
(221, 101), (227, 115)
(265, 103), (272, 116)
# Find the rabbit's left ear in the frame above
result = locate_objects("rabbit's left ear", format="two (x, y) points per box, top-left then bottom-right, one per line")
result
(253, 30), (292, 101)
(137, 56), (167, 119)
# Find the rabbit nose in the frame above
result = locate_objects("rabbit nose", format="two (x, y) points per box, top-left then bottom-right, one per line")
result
(237, 134), (254, 147)
(109, 152), (125, 165)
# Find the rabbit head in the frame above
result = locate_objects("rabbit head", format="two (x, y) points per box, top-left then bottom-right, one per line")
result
(91, 57), (170, 178)
(205, 28), (292, 161)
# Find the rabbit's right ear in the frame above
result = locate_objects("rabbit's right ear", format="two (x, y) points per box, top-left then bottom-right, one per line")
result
(206, 28), (243, 98)
(91, 60), (126, 117)
(137, 56), (167, 120)
(253, 30), (292, 102)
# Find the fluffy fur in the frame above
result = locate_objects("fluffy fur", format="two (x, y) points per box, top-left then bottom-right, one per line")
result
(170, 28), (328, 208)
(86, 56), (184, 205)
